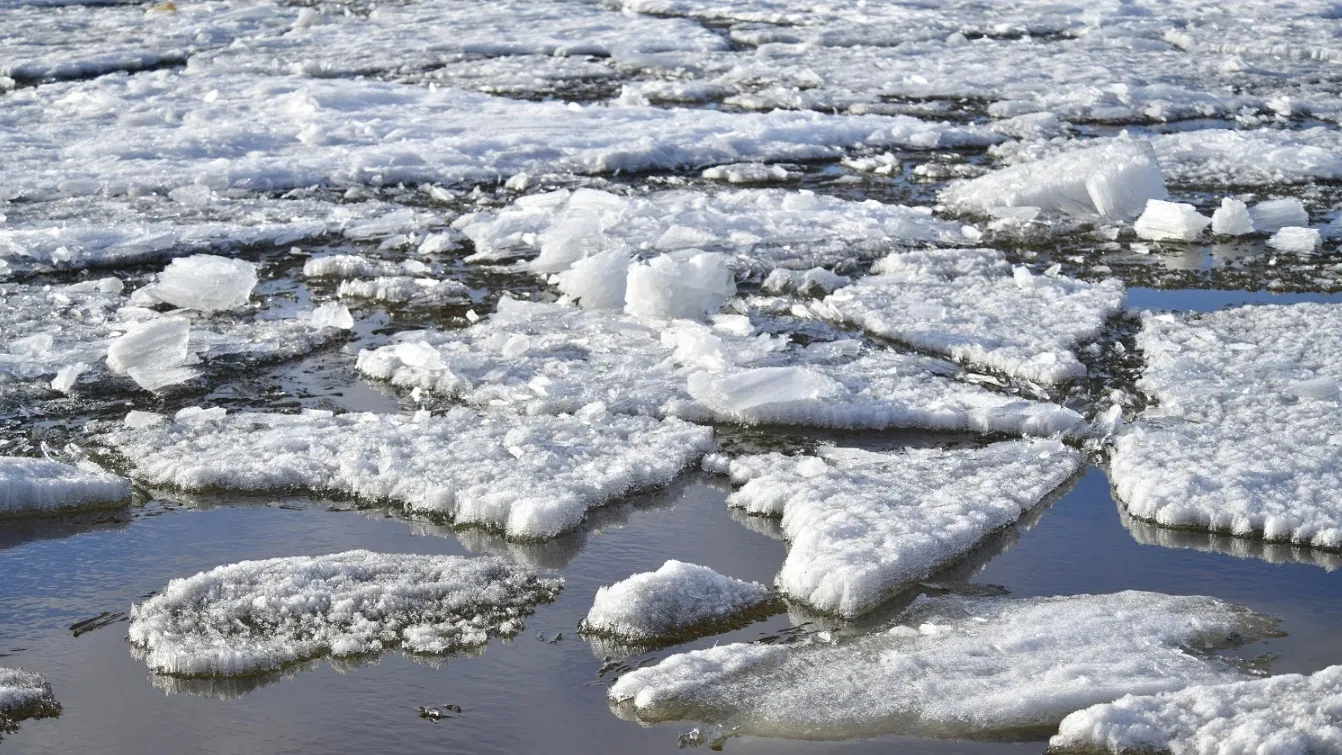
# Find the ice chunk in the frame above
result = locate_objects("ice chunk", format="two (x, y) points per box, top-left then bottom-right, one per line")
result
(760, 267), (849, 297)
(309, 301), (354, 330)
(101, 406), (715, 539)
(580, 561), (775, 642)
(50, 362), (88, 394)
(1249, 198), (1309, 233)
(555, 249), (632, 310)
(138, 255), (257, 313)
(0, 668), (61, 732)
(716, 440), (1080, 616)
(1210, 197), (1254, 236)
(303, 254), (416, 279)
(609, 591), (1279, 740)
(335, 277), (468, 306)
(105, 317), (198, 392)
(701, 163), (795, 184)
(820, 249), (1125, 385)
(0, 456), (131, 517)
(1266, 226), (1321, 254)
(128, 551), (562, 676)
(1052, 666), (1342, 755)
(625, 253), (735, 320)
(1133, 200), (1210, 242)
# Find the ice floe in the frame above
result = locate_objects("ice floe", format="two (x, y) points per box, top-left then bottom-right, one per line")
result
(714, 439), (1081, 616)
(0, 456), (131, 518)
(609, 591), (1280, 740)
(0, 668), (60, 733)
(335, 277), (469, 307)
(580, 560), (776, 643)
(128, 551), (562, 676)
(133, 255), (257, 313)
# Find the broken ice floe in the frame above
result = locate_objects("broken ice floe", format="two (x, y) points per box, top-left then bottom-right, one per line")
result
(132, 255), (257, 313)
(818, 248), (1126, 385)
(335, 277), (469, 307)
(609, 591), (1280, 740)
(128, 551), (562, 676)
(1111, 303), (1342, 552)
(714, 439), (1081, 617)
(580, 560), (777, 643)
(1051, 665), (1342, 755)
(356, 298), (1086, 436)
(0, 456), (131, 518)
(1132, 200), (1211, 243)
(101, 404), (715, 539)
(0, 668), (61, 733)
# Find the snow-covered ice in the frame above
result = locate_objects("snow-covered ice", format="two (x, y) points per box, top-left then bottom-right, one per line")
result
(128, 551), (562, 676)
(1210, 198), (1254, 237)
(580, 560), (775, 642)
(0, 668), (60, 731)
(335, 277), (469, 307)
(1132, 200), (1210, 242)
(105, 317), (198, 392)
(134, 255), (257, 313)
(1267, 226), (1322, 255)
(819, 249), (1125, 385)
(0, 456), (131, 518)
(609, 591), (1280, 739)
(101, 405), (715, 539)
(714, 439), (1081, 616)
(1051, 665), (1342, 755)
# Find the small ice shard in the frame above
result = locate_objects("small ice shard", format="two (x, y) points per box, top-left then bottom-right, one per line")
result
(128, 551), (562, 676)
(0, 668), (61, 731)
(555, 249), (631, 310)
(1248, 198), (1309, 233)
(50, 362), (88, 394)
(1051, 665), (1342, 755)
(580, 560), (776, 642)
(105, 317), (198, 391)
(141, 255), (258, 313)
(625, 252), (735, 320)
(309, 301), (354, 330)
(1210, 197), (1254, 236)
(701, 163), (795, 184)
(1266, 226), (1321, 254)
(1133, 200), (1210, 242)
(0, 456), (131, 517)
(761, 267), (849, 297)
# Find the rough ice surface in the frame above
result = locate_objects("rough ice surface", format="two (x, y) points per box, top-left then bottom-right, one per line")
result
(0, 668), (60, 731)
(819, 249), (1126, 385)
(580, 560), (774, 642)
(609, 591), (1280, 740)
(701, 163), (796, 184)
(1267, 226), (1322, 255)
(1210, 198), (1254, 237)
(941, 141), (1166, 220)
(303, 254), (431, 280)
(355, 298), (1086, 436)
(1248, 198), (1310, 233)
(101, 405), (715, 539)
(127, 551), (562, 677)
(761, 267), (850, 297)
(624, 253), (735, 320)
(1051, 665), (1342, 755)
(136, 255), (258, 313)
(335, 277), (469, 307)
(0, 456), (131, 518)
(1132, 200), (1211, 242)
(716, 439), (1081, 616)
(1111, 303), (1342, 551)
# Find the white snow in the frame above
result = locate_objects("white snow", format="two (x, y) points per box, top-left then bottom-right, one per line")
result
(0, 667), (60, 729)
(1052, 665), (1342, 755)
(609, 591), (1280, 740)
(1267, 226), (1321, 255)
(0, 456), (131, 517)
(135, 255), (258, 313)
(302, 254), (427, 280)
(819, 249), (1126, 385)
(1133, 200), (1210, 242)
(101, 404), (715, 539)
(1210, 198), (1254, 236)
(715, 439), (1081, 616)
(761, 267), (849, 297)
(701, 163), (796, 184)
(580, 560), (774, 642)
(624, 253), (735, 320)
(128, 551), (562, 676)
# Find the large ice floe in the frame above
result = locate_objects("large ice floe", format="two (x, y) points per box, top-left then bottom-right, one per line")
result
(127, 551), (562, 676)
(712, 439), (1081, 616)
(1051, 665), (1342, 754)
(818, 249), (1126, 385)
(580, 560), (777, 643)
(1111, 303), (1342, 552)
(100, 404), (715, 539)
(608, 591), (1280, 740)
(0, 668), (61, 733)
(356, 298), (1086, 436)
(0, 457), (131, 518)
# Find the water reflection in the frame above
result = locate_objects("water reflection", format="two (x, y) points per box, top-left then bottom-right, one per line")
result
(1120, 509), (1342, 572)
(0, 509), (132, 552)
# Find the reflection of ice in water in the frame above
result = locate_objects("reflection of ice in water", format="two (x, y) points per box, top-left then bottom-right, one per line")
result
(1121, 508), (1342, 571)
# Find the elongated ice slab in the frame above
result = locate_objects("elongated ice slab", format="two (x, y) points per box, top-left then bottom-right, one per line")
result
(820, 249), (1125, 385)
(581, 560), (774, 642)
(0, 457), (131, 518)
(128, 551), (562, 677)
(335, 277), (468, 306)
(101, 405), (715, 539)
(0, 668), (60, 731)
(717, 439), (1081, 616)
(609, 591), (1279, 740)
(1051, 665), (1342, 755)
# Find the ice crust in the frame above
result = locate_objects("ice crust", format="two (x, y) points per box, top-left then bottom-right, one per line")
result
(716, 439), (1081, 616)
(101, 405), (715, 539)
(1112, 303), (1342, 551)
(128, 551), (562, 676)
(0, 667), (60, 731)
(136, 255), (258, 313)
(355, 298), (1086, 436)
(819, 249), (1126, 385)
(609, 591), (1279, 740)
(1051, 665), (1342, 755)
(0, 456), (131, 517)
(581, 560), (774, 642)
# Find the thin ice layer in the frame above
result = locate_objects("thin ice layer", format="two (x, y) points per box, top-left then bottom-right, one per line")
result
(819, 249), (1125, 385)
(128, 551), (562, 676)
(0, 668), (60, 730)
(101, 405), (715, 539)
(1051, 665), (1342, 755)
(609, 591), (1279, 740)
(356, 298), (1085, 436)
(717, 439), (1081, 616)
(1112, 304), (1342, 551)
(580, 560), (774, 642)
(0, 457), (131, 517)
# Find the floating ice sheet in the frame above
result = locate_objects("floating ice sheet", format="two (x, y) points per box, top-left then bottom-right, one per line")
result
(0, 457), (131, 518)
(128, 550), (562, 677)
(1051, 665), (1342, 755)
(101, 405), (715, 539)
(819, 249), (1126, 385)
(335, 277), (469, 306)
(580, 560), (775, 643)
(609, 591), (1279, 740)
(715, 439), (1081, 616)
(0, 667), (60, 732)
